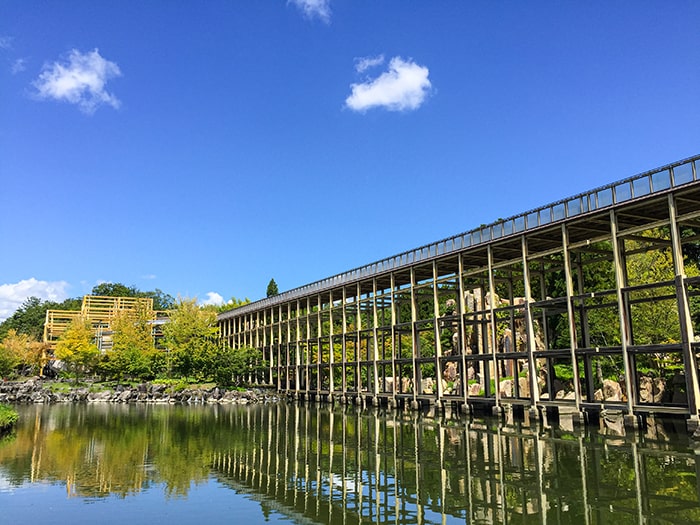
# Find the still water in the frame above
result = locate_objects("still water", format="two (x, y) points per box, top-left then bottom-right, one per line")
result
(1, 402), (700, 524)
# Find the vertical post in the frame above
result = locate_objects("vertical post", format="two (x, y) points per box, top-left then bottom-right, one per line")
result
(328, 291), (334, 396)
(255, 310), (261, 384)
(668, 193), (700, 430)
(433, 260), (444, 404)
(488, 245), (502, 414)
(609, 210), (637, 426)
(342, 286), (348, 399)
(291, 302), (299, 396)
(390, 272), (398, 408)
(410, 266), (419, 409)
(562, 224), (585, 420)
(520, 236), (541, 416)
(278, 305), (284, 391)
(458, 253), (470, 411)
(355, 282), (362, 403)
(372, 278), (380, 401)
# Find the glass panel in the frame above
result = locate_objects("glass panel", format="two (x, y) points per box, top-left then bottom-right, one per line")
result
(567, 198), (581, 216)
(615, 182), (632, 203)
(472, 230), (481, 244)
(503, 221), (513, 236)
(540, 208), (551, 225)
(651, 169), (671, 191)
(514, 216), (525, 232)
(552, 203), (566, 221)
(673, 162), (694, 185)
(581, 196), (589, 213)
(597, 188), (613, 207)
(480, 227), (491, 241)
(492, 223), (503, 239)
(588, 193), (598, 211)
(633, 177), (650, 197)
(527, 212), (539, 228)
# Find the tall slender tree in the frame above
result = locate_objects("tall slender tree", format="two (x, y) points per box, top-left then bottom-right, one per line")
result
(266, 278), (279, 298)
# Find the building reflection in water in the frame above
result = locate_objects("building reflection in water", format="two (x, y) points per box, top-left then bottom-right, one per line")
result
(1, 403), (700, 524)
(209, 404), (700, 524)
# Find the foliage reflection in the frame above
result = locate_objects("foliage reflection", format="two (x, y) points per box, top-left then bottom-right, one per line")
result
(1, 404), (700, 523)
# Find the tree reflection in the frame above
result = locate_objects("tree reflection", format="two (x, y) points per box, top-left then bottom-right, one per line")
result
(1, 404), (699, 523)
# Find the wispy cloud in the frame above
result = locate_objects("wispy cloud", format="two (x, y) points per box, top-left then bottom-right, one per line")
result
(0, 36), (12, 50)
(354, 54), (384, 74)
(11, 58), (26, 74)
(200, 292), (225, 306)
(0, 278), (70, 322)
(33, 48), (122, 114)
(346, 57), (432, 113)
(289, 0), (331, 23)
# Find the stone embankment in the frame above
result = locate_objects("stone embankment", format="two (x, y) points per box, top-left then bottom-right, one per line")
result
(0, 380), (280, 405)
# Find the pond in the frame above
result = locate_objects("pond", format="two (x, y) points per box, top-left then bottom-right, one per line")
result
(1, 403), (700, 524)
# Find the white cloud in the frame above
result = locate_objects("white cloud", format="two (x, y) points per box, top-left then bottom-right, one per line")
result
(289, 0), (331, 23)
(33, 48), (122, 114)
(0, 36), (12, 50)
(11, 58), (26, 74)
(0, 278), (70, 322)
(200, 292), (225, 306)
(354, 54), (385, 74)
(345, 57), (432, 113)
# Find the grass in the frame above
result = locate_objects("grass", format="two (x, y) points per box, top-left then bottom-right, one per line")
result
(0, 404), (18, 432)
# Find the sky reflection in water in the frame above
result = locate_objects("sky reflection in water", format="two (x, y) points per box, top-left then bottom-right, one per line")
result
(1, 403), (699, 524)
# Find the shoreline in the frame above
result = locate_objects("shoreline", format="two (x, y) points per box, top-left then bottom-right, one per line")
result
(0, 379), (280, 405)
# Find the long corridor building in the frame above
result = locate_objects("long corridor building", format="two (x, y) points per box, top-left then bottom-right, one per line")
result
(219, 154), (700, 430)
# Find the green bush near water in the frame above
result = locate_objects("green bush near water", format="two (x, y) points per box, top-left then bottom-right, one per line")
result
(0, 404), (18, 432)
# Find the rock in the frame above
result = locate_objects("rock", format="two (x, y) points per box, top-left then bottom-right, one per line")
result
(602, 379), (622, 401)
(639, 376), (653, 403)
(500, 379), (513, 398)
(88, 391), (111, 403)
(443, 362), (458, 382)
(518, 376), (530, 398)
(468, 382), (482, 396)
(0, 379), (280, 406)
(118, 390), (133, 402)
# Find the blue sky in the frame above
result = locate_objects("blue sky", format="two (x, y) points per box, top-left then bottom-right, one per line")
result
(1, 1), (700, 319)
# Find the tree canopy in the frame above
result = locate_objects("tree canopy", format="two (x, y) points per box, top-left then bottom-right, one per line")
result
(91, 283), (175, 310)
(266, 278), (279, 298)
(0, 296), (82, 342)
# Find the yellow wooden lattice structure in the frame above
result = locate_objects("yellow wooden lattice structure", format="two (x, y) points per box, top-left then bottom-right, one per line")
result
(43, 296), (167, 351)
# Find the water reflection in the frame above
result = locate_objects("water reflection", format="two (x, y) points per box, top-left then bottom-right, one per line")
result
(1, 403), (700, 524)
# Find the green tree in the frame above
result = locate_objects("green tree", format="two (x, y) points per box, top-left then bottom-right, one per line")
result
(266, 279), (279, 298)
(91, 283), (175, 311)
(0, 330), (23, 378)
(103, 304), (158, 381)
(162, 299), (219, 381)
(91, 282), (139, 298)
(212, 345), (266, 387)
(55, 318), (99, 381)
(0, 296), (82, 343)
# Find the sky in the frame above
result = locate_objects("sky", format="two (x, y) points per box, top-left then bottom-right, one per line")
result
(1, 1), (700, 320)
